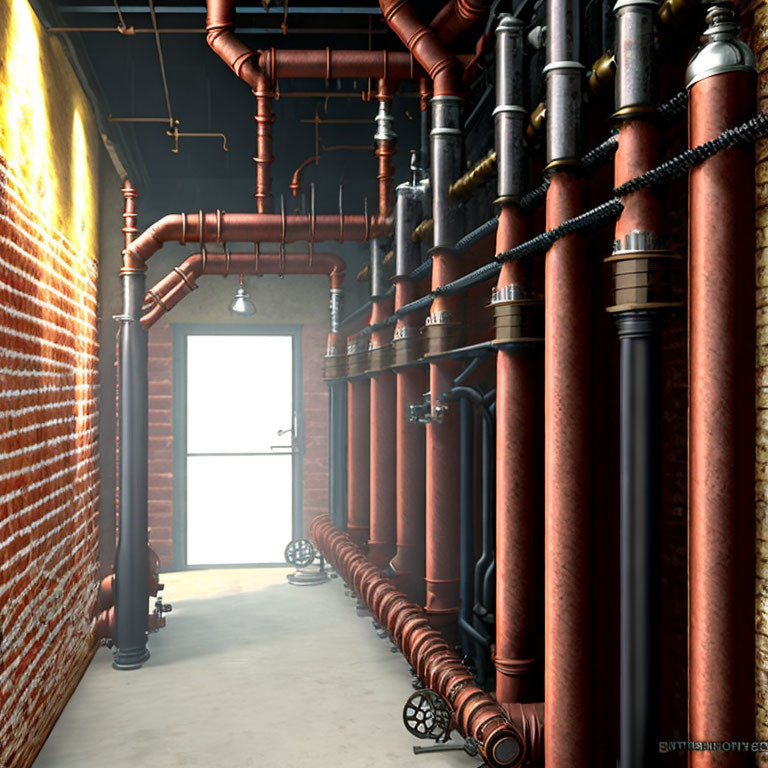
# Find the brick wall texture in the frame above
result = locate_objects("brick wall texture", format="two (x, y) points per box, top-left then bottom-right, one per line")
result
(0, 159), (100, 768)
(146, 323), (329, 568)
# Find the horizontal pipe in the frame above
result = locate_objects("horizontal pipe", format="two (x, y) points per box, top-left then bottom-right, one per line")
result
(122, 212), (387, 271)
(141, 251), (344, 327)
(311, 515), (540, 768)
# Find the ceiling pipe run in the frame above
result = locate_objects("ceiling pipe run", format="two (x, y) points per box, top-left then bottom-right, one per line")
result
(491, 13), (540, 708)
(311, 514), (541, 768)
(687, 4), (757, 758)
(543, 0), (591, 764)
(205, 0), (274, 212)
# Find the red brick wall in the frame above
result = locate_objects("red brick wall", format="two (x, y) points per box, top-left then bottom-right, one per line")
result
(301, 325), (330, 535)
(146, 323), (330, 568)
(147, 325), (174, 569)
(0, 160), (100, 768)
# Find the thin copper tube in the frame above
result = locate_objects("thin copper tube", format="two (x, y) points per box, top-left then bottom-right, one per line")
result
(368, 294), (397, 568)
(688, 70), (756, 758)
(140, 251), (344, 328)
(311, 515), (538, 768)
(544, 171), (590, 768)
(494, 204), (537, 705)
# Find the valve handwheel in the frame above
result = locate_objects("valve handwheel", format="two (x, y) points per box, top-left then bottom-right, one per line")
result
(403, 689), (451, 742)
(284, 538), (316, 568)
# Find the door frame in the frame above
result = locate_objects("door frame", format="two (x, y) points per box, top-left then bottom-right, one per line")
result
(171, 323), (304, 569)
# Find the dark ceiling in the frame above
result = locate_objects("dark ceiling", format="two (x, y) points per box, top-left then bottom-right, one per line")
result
(39, 1), (453, 223)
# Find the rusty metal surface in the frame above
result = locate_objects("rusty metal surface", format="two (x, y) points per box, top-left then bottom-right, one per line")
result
(688, 70), (756, 761)
(347, 379), (371, 546)
(311, 515), (539, 768)
(544, 171), (590, 768)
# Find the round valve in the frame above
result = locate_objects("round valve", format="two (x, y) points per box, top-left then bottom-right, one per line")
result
(284, 538), (316, 568)
(403, 689), (451, 742)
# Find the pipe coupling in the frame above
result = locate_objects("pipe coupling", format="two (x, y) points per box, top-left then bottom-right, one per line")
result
(544, 61), (584, 169)
(685, 3), (756, 89)
(614, 0), (659, 117)
(491, 284), (544, 344)
(374, 98), (397, 143)
(329, 288), (343, 335)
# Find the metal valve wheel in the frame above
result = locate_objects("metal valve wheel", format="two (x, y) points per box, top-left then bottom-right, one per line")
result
(403, 689), (451, 742)
(284, 538), (316, 568)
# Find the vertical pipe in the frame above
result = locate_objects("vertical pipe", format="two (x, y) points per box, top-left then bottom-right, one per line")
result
(390, 170), (427, 602)
(458, 397), (475, 655)
(368, 238), (397, 568)
(346, 376), (371, 546)
(611, 3), (666, 766)
(114, 182), (150, 670)
(424, 93), (464, 635)
(544, 0), (589, 762)
(687, 4), (756, 759)
(253, 73), (275, 213)
(328, 380), (348, 531)
(492, 13), (540, 706)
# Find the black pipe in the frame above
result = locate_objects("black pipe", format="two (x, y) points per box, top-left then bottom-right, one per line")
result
(458, 397), (475, 657)
(328, 380), (348, 531)
(616, 311), (661, 768)
(113, 273), (150, 670)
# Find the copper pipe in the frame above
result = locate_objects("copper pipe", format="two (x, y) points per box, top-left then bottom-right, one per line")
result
(260, 48), (422, 81)
(494, 205), (537, 706)
(122, 212), (387, 271)
(368, 293), (397, 568)
(121, 179), (138, 251)
(689, 62), (757, 760)
(141, 250), (344, 327)
(347, 376), (371, 546)
(429, 0), (491, 44)
(205, 0), (273, 211)
(311, 515), (538, 768)
(544, 170), (589, 767)
(378, 0), (464, 97)
(389, 278), (426, 601)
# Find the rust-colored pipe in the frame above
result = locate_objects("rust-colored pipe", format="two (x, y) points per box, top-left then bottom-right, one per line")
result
(347, 364), (371, 547)
(378, 0), (464, 97)
(494, 206), (537, 705)
(544, 169), (589, 768)
(206, 0), (273, 212)
(311, 515), (540, 768)
(140, 250), (344, 328)
(122, 212), (386, 272)
(368, 293), (397, 568)
(687, 8), (756, 758)
(429, 0), (490, 44)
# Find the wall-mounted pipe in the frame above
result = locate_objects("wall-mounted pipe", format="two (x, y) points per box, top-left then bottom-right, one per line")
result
(609, 3), (668, 766)
(368, 239), (398, 568)
(543, 0), (590, 763)
(389, 163), (427, 600)
(114, 179), (151, 670)
(687, 4), (757, 757)
(311, 515), (540, 768)
(492, 13), (540, 708)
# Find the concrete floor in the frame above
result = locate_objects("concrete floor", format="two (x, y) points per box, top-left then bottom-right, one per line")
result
(34, 568), (470, 768)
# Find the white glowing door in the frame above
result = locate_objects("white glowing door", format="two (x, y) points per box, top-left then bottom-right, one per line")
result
(185, 335), (295, 565)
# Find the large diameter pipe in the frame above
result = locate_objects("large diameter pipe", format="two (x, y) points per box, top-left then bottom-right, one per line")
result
(114, 275), (150, 669)
(368, 286), (397, 568)
(687, 4), (757, 759)
(429, 0), (490, 44)
(544, 0), (589, 762)
(328, 381), (348, 531)
(311, 515), (539, 768)
(123, 212), (386, 270)
(612, 3), (663, 767)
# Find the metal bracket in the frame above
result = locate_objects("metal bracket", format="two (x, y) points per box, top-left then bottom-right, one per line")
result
(409, 393), (448, 424)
